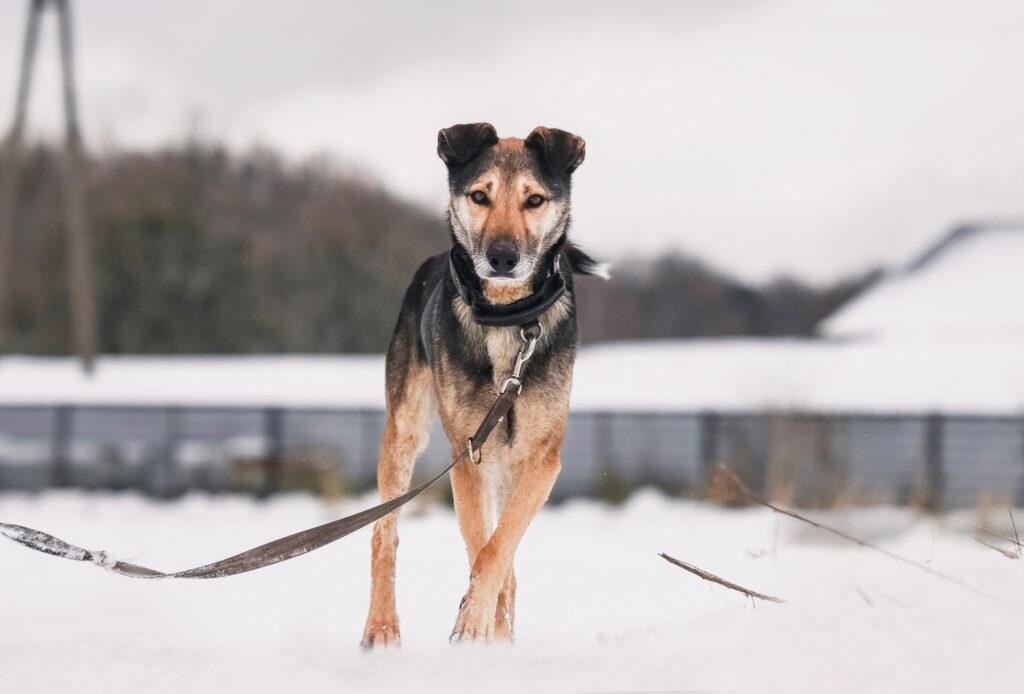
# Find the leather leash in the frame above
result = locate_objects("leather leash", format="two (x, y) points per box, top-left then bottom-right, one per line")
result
(0, 326), (541, 580)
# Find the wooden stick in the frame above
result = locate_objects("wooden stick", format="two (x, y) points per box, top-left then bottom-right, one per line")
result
(659, 553), (785, 604)
(716, 464), (1020, 609)
(1010, 509), (1021, 554)
(855, 586), (874, 606)
(974, 536), (1020, 560)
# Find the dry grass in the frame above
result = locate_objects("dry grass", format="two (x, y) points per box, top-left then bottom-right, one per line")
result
(716, 464), (1022, 610)
(973, 509), (1022, 560)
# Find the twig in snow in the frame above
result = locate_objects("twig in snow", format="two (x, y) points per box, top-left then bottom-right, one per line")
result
(941, 511), (1018, 546)
(1011, 509), (1021, 555)
(855, 587), (874, 606)
(659, 553), (785, 604)
(973, 510), (1021, 560)
(975, 536), (1021, 560)
(715, 464), (1021, 610)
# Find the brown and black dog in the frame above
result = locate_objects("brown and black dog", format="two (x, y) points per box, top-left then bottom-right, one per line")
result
(361, 123), (607, 648)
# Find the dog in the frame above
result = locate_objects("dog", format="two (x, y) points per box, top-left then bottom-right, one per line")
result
(361, 123), (608, 648)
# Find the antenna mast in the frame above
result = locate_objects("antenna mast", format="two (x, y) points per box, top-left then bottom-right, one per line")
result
(0, 0), (98, 371)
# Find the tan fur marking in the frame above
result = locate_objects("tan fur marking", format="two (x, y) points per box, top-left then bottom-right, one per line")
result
(493, 137), (525, 154)
(494, 567), (517, 642)
(482, 280), (532, 303)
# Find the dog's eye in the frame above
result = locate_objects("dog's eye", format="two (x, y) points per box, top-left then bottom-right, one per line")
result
(525, 194), (546, 208)
(469, 190), (489, 205)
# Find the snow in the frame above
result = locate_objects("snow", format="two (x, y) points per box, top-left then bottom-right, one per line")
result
(571, 338), (1024, 415)
(0, 354), (387, 410)
(823, 226), (1024, 341)
(3, 336), (1024, 415)
(1, 490), (1021, 693)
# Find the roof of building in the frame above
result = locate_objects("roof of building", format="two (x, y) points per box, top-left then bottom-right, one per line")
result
(821, 223), (1024, 341)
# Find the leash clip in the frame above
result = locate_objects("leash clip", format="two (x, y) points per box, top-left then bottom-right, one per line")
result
(500, 326), (541, 394)
(468, 323), (543, 463)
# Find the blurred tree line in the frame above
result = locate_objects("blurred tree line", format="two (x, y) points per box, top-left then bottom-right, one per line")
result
(0, 143), (877, 354)
(576, 256), (878, 342)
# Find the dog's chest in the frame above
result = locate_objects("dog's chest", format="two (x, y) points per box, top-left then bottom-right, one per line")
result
(484, 328), (521, 385)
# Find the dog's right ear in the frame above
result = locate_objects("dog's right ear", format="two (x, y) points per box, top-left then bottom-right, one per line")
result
(437, 123), (499, 167)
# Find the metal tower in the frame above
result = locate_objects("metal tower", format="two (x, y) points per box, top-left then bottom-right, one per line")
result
(0, 0), (97, 370)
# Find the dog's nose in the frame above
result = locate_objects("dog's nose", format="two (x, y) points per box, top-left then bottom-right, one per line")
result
(485, 241), (520, 275)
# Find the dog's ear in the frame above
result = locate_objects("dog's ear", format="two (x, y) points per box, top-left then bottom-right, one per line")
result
(437, 123), (499, 166)
(525, 127), (586, 175)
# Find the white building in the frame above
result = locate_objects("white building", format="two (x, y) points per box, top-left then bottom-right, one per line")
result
(822, 223), (1024, 342)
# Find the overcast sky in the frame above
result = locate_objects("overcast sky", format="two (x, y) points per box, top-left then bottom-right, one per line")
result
(1, 0), (1022, 283)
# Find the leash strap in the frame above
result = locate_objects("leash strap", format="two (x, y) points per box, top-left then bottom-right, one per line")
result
(0, 463), (457, 579)
(0, 331), (540, 580)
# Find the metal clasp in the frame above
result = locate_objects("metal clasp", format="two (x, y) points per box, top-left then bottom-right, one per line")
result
(499, 324), (542, 394)
(466, 437), (482, 464)
(468, 324), (543, 465)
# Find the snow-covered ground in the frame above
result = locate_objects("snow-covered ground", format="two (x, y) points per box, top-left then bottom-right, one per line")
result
(1, 490), (1021, 693)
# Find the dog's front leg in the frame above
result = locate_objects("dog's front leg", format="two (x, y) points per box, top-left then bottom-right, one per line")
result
(450, 437), (561, 643)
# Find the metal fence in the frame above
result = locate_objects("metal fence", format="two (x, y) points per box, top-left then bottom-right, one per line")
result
(0, 405), (1021, 508)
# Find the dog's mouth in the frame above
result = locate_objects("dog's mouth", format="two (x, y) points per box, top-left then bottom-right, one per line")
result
(472, 256), (536, 283)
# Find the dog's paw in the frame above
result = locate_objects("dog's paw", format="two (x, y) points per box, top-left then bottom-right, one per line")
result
(361, 619), (401, 650)
(450, 594), (495, 644)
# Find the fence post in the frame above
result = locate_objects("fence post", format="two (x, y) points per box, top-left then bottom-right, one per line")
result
(261, 407), (284, 496)
(361, 409), (376, 486)
(698, 411), (719, 491)
(150, 407), (183, 498)
(51, 405), (72, 487)
(1018, 416), (1024, 507)
(921, 413), (944, 511)
(816, 414), (840, 507)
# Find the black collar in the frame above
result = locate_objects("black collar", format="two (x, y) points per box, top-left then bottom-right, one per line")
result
(449, 234), (567, 328)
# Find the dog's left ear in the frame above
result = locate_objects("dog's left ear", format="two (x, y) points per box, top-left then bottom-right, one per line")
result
(525, 127), (586, 175)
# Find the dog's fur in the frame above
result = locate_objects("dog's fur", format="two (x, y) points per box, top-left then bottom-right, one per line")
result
(361, 123), (605, 647)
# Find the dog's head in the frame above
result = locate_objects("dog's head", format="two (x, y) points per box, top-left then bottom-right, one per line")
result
(438, 123), (585, 287)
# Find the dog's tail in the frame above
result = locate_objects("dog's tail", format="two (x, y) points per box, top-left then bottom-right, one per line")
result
(565, 242), (612, 280)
